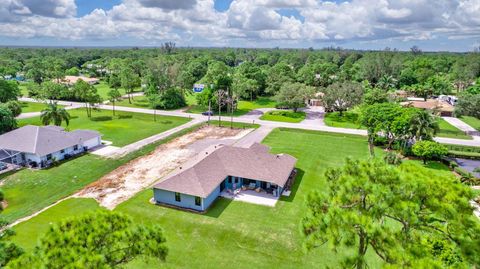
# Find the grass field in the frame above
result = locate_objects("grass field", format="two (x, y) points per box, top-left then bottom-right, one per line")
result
(460, 116), (480, 131)
(18, 83), (29, 97)
(260, 110), (306, 123)
(324, 111), (365, 129)
(18, 109), (190, 146)
(436, 118), (472, 140)
(19, 101), (62, 113)
(186, 96), (277, 117)
(10, 128), (387, 268)
(1, 120), (220, 226)
(94, 81), (142, 100)
(115, 96), (150, 108)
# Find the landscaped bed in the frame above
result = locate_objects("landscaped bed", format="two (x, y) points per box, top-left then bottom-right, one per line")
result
(260, 110), (306, 123)
(18, 108), (190, 146)
(324, 111), (364, 129)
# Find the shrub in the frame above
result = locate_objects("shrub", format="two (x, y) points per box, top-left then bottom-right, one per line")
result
(384, 151), (403, 165)
(412, 141), (448, 164)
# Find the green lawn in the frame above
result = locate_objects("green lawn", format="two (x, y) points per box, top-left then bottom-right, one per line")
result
(19, 102), (62, 113)
(186, 96), (277, 117)
(324, 111), (365, 129)
(436, 118), (472, 140)
(1, 121), (212, 226)
(115, 96), (151, 108)
(460, 116), (480, 131)
(10, 128), (385, 268)
(8, 128), (462, 268)
(94, 81), (142, 100)
(19, 83), (29, 97)
(18, 109), (190, 146)
(260, 110), (306, 123)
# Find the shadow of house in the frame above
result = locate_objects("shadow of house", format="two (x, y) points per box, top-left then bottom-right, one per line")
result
(279, 168), (304, 203)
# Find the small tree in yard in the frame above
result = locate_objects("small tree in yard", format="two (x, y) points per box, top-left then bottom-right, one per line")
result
(412, 140), (448, 164)
(8, 211), (167, 268)
(275, 82), (314, 112)
(321, 81), (363, 115)
(302, 159), (480, 269)
(40, 102), (70, 126)
(107, 88), (122, 116)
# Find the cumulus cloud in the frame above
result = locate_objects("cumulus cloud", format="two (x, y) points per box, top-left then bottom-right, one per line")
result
(136, 0), (197, 10)
(0, 0), (479, 48)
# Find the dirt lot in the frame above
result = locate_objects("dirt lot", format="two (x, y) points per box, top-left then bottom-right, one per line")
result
(76, 125), (253, 209)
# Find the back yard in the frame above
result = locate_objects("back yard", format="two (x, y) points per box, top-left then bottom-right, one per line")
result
(18, 108), (190, 146)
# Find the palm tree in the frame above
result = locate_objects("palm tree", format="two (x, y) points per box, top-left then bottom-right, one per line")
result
(40, 102), (70, 126)
(377, 75), (397, 91)
(409, 110), (438, 141)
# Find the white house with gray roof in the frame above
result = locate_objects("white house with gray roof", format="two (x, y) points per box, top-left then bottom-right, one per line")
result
(0, 125), (101, 168)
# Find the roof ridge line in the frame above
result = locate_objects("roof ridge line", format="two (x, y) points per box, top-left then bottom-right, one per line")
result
(33, 126), (40, 154)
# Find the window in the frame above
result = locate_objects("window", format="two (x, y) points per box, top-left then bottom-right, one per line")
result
(195, 196), (201, 206)
(46, 154), (52, 160)
(227, 176), (232, 183)
(175, 192), (181, 202)
(60, 149), (65, 154)
(234, 178), (238, 184)
(74, 145), (78, 151)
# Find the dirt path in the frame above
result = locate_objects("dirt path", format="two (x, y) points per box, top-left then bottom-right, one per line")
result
(76, 125), (253, 209)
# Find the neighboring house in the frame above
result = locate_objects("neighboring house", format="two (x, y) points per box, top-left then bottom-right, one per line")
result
(56, 76), (99, 86)
(309, 92), (324, 107)
(0, 125), (101, 168)
(401, 99), (454, 117)
(153, 143), (297, 212)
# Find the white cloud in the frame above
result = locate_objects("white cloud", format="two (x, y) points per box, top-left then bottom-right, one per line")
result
(0, 0), (479, 48)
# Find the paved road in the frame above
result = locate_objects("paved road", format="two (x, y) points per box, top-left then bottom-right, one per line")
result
(18, 97), (480, 147)
(16, 98), (83, 119)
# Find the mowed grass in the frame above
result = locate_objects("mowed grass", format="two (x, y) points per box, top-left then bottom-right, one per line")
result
(436, 118), (472, 140)
(18, 108), (190, 146)
(324, 111), (365, 129)
(2, 121), (211, 225)
(94, 81), (142, 100)
(115, 96), (150, 108)
(260, 110), (306, 123)
(460, 116), (480, 131)
(11, 128), (385, 268)
(19, 101), (63, 113)
(186, 96), (277, 117)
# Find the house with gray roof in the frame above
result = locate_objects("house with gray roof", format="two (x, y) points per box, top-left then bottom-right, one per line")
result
(0, 125), (101, 168)
(153, 143), (297, 212)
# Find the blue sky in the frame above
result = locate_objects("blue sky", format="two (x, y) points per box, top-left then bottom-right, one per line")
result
(0, 0), (478, 51)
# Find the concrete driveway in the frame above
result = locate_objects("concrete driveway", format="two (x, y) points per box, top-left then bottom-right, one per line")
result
(300, 106), (325, 126)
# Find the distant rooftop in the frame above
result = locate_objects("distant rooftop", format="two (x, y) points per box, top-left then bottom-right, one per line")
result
(0, 125), (100, 156)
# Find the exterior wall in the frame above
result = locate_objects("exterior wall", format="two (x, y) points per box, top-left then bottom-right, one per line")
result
(203, 185), (220, 210)
(23, 145), (85, 168)
(82, 137), (101, 149)
(153, 189), (204, 211)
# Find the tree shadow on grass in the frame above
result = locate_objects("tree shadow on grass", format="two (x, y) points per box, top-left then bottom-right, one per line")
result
(159, 120), (173, 124)
(279, 168), (304, 203)
(90, 116), (112, 122)
(204, 197), (232, 218)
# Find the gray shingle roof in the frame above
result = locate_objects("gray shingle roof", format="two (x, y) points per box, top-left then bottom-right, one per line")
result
(154, 143), (297, 198)
(0, 125), (101, 156)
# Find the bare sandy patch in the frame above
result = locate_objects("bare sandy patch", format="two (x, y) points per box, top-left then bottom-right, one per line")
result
(76, 125), (253, 209)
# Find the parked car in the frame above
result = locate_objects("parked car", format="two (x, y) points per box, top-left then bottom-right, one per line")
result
(202, 111), (214, 116)
(0, 162), (8, 171)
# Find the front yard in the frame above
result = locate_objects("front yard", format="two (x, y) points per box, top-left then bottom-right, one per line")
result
(186, 96), (277, 117)
(436, 118), (472, 140)
(260, 110), (306, 123)
(460, 116), (480, 131)
(18, 108), (190, 146)
(19, 101), (59, 113)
